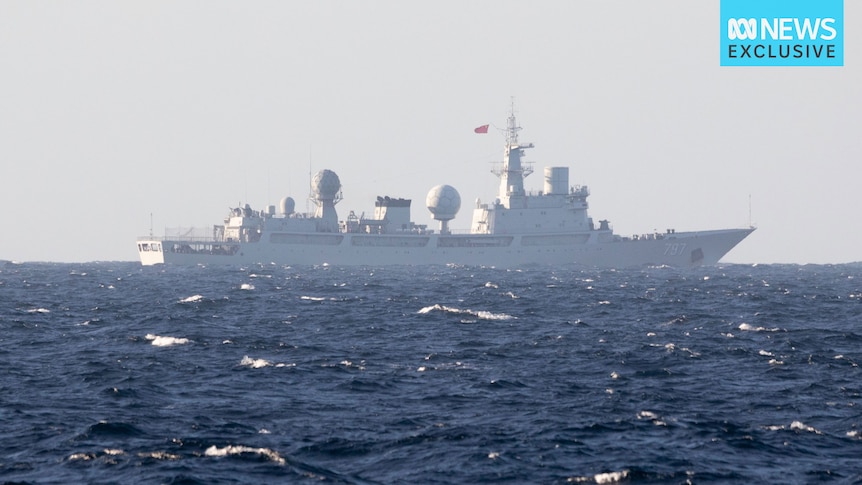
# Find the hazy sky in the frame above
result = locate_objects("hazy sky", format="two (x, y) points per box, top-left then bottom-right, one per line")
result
(1, 1), (859, 264)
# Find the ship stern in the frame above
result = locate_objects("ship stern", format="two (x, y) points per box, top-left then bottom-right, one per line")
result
(137, 239), (165, 266)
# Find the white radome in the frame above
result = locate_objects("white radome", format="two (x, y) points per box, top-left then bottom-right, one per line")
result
(311, 169), (341, 200)
(426, 184), (461, 221)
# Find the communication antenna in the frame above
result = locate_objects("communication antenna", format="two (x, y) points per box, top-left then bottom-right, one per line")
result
(149, 213), (153, 237)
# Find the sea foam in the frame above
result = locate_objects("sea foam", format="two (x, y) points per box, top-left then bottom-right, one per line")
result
(417, 304), (515, 321)
(204, 445), (285, 465)
(145, 334), (190, 347)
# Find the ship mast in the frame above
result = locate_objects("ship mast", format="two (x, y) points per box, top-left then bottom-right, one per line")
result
(493, 99), (534, 208)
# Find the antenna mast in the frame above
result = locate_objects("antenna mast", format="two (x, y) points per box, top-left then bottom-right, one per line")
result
(491, 97), (534, 206)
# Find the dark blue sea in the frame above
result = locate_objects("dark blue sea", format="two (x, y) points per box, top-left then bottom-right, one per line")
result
(2, 262), (862, 484)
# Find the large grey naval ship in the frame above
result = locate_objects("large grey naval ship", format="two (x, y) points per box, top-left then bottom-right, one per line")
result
(137, 109), (754, 267)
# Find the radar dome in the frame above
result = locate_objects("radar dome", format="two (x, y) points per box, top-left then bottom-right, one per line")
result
(279, 196), (295, 215)
(311, 169), (341, 200)
(426, 184), (461, 221)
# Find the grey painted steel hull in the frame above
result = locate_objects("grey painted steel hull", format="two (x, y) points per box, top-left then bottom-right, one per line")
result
(137, 227), (753, 268)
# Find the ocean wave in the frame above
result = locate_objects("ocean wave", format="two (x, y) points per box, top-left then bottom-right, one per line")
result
(417, 304), (515, 321)
(68, 449), (124, 462)
(764, 421), (822, 434)
(238, 356), (294, 369)
(145, 334), (190, 347)
(7, 262), (862, 483)
(204, 445), (285, 465)
(137, 451), (181, 460)
(595, 470), (630, 484)
(637, 410), (667, 426)
(240, 356), (272, 368)
(738, 323), (780, 332)
(567, 470), (630, 483)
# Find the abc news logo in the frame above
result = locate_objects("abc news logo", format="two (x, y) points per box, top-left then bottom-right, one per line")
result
(720, 0), (843, 66)
(727, 17), (838, 41)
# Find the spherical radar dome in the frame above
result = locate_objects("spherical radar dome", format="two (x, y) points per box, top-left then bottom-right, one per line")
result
(426, 184), (461, 221)
(279, 196), (295, 215)
(311, 169), (341, 200)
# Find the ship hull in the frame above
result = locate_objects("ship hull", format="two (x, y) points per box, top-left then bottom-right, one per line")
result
(137, 228), (753, 268)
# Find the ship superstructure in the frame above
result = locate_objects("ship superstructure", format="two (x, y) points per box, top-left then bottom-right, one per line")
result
(137, 108), (753, 267)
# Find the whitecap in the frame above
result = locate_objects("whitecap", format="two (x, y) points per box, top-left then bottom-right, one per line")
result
(417, 304), (441, 314)
(484, 282), (499, 289)
(790, 421), (821, 434)
(240, 356), (272, 368)
(240, 283), (255, 290)
(145, 334), (190, 347)
(834, 355), (858, 367)
(28, 308), (50, 313)
(636, 411), (668, 426)
(204, 445), (285, 465)
(474, 310), (514, 320)
(137, 451), (180, 460)
(738, 323), (779, 332)
(300, 296), (326, 301)
(179, 295), (204, 303)
(595, 470), (630, 483)
(637, 411), (658, 420)
(68, 452), (96, 461)
(417, 304), (514, 320)
(68, 448), (125, 461)
(340, 360), (366, 370)
(487, 451), (500, 459)
(759, 350), (774, 357)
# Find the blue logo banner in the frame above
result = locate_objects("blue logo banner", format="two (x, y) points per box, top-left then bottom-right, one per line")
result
(720, 0), (844, 66)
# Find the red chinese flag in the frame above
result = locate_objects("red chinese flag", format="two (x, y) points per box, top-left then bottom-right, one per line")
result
(474, 124), (489, 134)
